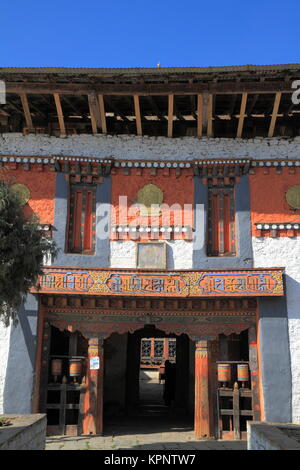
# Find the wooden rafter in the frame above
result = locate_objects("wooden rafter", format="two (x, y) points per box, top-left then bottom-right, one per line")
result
(197, 94), (203, 136)
(207, 94), (213, 137)
(133, 95), (142, 136)
(236, 93), (248, 138)
(88, 93), (101, 134)
(268, 92), (282, 137)
(20, 93), (33, 129)
(53, 93), (66, 135)
(167, 94), (174, 137)
(98, 94), (107, 134)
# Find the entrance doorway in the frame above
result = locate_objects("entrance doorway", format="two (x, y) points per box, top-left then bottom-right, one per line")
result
(139, 337), (176, 409)
(43, 323), (257, 439)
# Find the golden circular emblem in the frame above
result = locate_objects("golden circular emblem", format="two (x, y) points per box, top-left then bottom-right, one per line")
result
(137, 184), (163, 216)
(286, 186), (300, 209)
(10, 183), (30, 206)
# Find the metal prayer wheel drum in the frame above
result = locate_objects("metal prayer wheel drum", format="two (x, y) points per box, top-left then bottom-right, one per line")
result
(69, 358), (82, 378)
(51, 359), (62, 377)
(237, 364), (249, 382)
(217, 363), (231, 383)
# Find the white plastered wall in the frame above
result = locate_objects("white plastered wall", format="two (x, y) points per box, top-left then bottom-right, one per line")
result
(252, 237), (300, 423)
(110, 240), (194, 269)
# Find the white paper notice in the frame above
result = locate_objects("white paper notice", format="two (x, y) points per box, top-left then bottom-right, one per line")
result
(90, 356), (100, 370)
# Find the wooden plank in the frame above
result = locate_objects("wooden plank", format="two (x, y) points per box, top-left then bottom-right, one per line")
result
(207, 94), (213, 137)
(268, 92), (282, 137)
(197, 94), (203, 136)
(167, 94), (174, 137)
(133, 95), (142, 136)
(53, 93), (66, 135)
(98, 94), (107, 134)
(20, 93), (33, 128)
(236, 92), (248, 137)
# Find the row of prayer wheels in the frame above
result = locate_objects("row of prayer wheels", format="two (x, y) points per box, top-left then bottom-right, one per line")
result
(217, 363), (249, 387)
(51, 358), (83, 382)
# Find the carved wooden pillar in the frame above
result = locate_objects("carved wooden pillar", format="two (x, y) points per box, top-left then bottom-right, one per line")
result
(248, 325), (261, 421)
(83, 335), (104, 435)
(194, 338), (214, 438)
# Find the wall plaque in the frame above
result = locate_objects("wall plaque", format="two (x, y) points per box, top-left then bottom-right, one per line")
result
(137, 242), (166, 269)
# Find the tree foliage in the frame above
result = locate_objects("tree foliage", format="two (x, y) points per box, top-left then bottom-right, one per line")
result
(0, 181), (58, 325)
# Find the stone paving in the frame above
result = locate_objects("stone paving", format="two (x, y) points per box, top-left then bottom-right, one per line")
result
(45, 417), (247, 451)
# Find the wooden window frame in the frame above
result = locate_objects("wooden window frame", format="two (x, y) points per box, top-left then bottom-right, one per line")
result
(207, 184), (237, 257)
(66, 183), (97, 255)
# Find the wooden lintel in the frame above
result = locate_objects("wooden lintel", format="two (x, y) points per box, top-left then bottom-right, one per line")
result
(236, 92), (248, 138)
(88, 93), (101, 134)
(20, 93), (33, 129)
(268, 92), (282, 137)
(167, 94), (174, 138)
(97, 94), (107, 134)
(133, 95), (142, 136)
(53, 93), (66, 135)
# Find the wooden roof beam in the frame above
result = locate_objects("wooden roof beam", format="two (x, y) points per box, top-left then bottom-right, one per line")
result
(268, 92), (282, 137)
(133, 95), (142, 136)
(236, 93), (248, 138)
(197, 94), (203, 136)
(207, 94), (214, 137)
(5, 81), (297, 95)
(88, 93), (102, 134)
(20, 93), (33, 129)
(98, 94), (107, 134)
(197, 93), (213, 136)
(53, 93), (66, 136)
(167, 94), (174, 137)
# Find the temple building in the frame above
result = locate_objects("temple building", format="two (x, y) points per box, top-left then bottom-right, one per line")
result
(0, 64), (300, 440)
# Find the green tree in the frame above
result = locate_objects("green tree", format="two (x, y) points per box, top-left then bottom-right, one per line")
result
(0, 180), (58, 325)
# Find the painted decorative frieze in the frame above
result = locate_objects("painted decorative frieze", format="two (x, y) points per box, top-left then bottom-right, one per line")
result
(35, 267), (284, 297)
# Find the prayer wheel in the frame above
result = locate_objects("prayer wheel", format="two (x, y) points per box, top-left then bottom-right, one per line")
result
(237, 364), (249, 384)
(51, 359), (62, 380)
(217, 363), (231, 385)
(69, 358), (82, 382)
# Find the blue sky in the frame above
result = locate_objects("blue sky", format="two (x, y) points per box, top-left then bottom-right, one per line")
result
(1, 0), (299, 68)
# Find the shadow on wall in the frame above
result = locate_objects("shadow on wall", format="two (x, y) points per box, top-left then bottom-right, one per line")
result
(3, 294), (38, 414)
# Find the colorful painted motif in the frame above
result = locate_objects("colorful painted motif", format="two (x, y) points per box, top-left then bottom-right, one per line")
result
(36, 268), (284, 297)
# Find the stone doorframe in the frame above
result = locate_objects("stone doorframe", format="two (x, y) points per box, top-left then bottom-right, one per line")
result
(32, 295), (260, 438)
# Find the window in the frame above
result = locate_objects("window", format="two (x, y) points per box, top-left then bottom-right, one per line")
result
(207, 184), (236, 256)
(67, 184), (96, 254)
